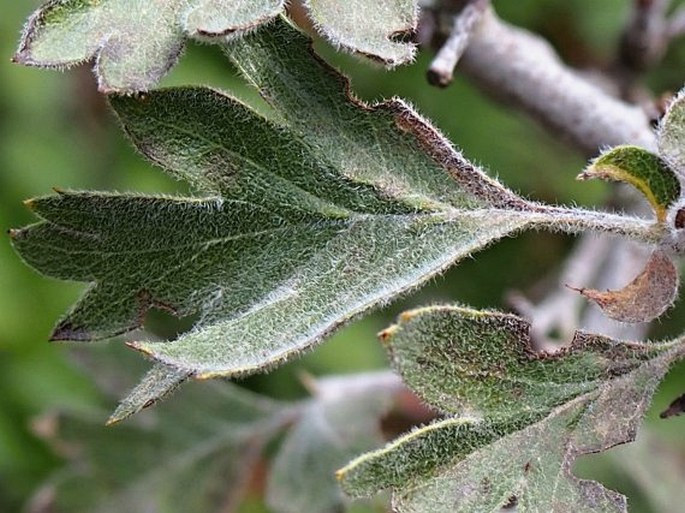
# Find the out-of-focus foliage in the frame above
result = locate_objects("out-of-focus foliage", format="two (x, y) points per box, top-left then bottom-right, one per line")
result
(26, 345), (395, 513)
(1, 1), (684, 512)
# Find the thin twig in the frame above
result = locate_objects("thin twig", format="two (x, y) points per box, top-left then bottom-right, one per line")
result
(619, 0), (670, 73)
(314, 371), (405, 402)
(427, 0), (489, 87)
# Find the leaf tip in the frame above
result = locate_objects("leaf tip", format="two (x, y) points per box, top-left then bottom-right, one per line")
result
(11, 50), (31, 65)
(378, 307), (436, 343)
(125, 340), (152, 356)
(378, 325), (399, 343)
(106, 396), (157, 426)
(104, 416), (120, 427)
(659, 393), (685, 419)
(50, 321), (91, 342)
(564, 283), (583, 293)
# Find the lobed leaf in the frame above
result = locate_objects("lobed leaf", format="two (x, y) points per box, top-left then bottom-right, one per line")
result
(377, 305), (665, 419)
(15, 0), (417, 92)
(12, 18), (659, 414)
(339, 305), (685, 512)
(15, 0), (284, 92)
(12, 20), (522, 389)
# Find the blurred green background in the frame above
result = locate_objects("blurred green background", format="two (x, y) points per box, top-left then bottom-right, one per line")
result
(0, 0), (684, 511)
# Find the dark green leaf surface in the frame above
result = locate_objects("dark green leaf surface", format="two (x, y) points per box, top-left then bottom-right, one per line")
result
(15, 0), (417, 92)
(13, 20), (526, 383)
(12, 19), (657, 413)
(379, 306), (665, 419)
(339, 306), (685, 512)
(578, 145), (680, 222)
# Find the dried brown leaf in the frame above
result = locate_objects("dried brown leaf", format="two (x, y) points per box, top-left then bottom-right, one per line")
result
(569, 249), (678, 323)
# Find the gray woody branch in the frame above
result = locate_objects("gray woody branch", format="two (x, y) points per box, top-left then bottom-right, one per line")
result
(426, 0), (489, 87)
(459, 7), (657, 155)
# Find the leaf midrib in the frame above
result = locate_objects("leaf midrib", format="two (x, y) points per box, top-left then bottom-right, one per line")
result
(35, 207), (486, 258)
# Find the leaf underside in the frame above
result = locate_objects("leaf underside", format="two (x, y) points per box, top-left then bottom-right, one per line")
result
(12, 17), (543, 413)
(15, 0), (418, 92)
(339, 306), (685, 512)
(11, 17), (658, 419)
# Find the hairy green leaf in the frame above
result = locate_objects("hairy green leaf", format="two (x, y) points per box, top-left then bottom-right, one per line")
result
(659, 88), (685, 177)
(303, 0), (417, 66)
(15, 0), (284, 92)
(12, 19), (658, 413)
(15, 0), (417, 92)
(107, 364), (189, 424)
(578, 145), (680, 223)
(339, 305), (685, 512)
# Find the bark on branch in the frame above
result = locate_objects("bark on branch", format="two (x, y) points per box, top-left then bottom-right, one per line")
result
(459, 8), (657, 156)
